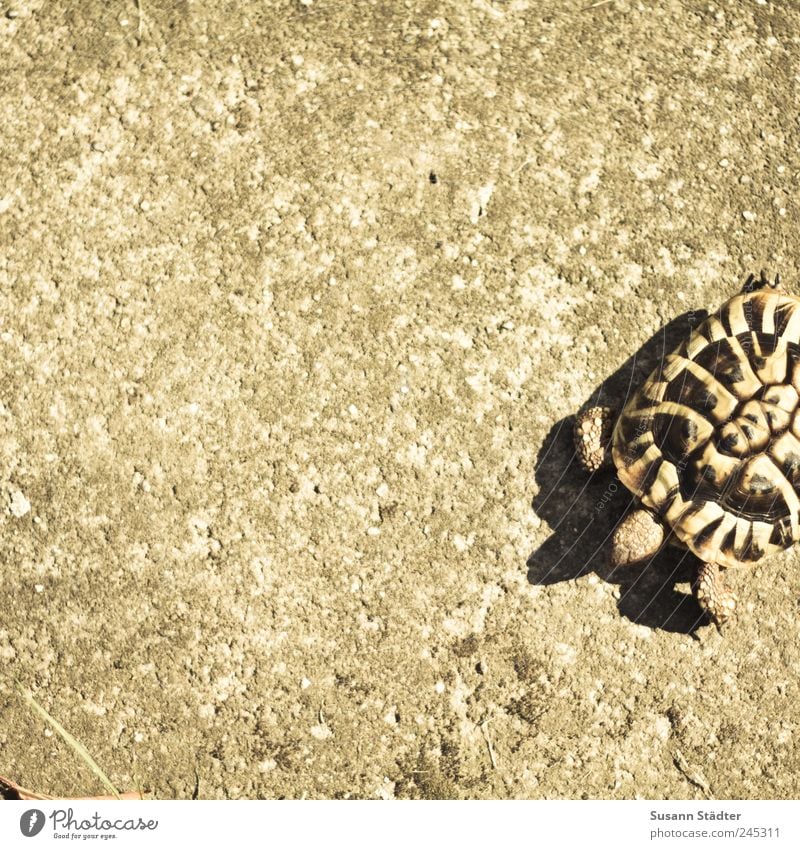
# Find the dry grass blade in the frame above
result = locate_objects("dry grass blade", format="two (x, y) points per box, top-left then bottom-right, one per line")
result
(15, 682), (121, 800)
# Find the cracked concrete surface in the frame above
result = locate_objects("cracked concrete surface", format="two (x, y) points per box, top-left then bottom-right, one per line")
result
(1, 0), (799, 799)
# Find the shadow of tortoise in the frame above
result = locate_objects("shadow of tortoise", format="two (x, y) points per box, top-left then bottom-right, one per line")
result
(527, 309), (715, 634)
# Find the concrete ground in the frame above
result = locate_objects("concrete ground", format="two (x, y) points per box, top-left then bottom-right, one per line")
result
(1, 0), (799, 799)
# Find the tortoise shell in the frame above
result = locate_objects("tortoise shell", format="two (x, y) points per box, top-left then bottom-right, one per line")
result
(612, 284), (800, 570)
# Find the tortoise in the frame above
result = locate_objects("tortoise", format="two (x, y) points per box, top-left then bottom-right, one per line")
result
(574, 270), (800, 628)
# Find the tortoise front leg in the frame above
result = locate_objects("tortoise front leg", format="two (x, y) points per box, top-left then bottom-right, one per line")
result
(693, 561), (737, 630)
(573, 405), (616, 473)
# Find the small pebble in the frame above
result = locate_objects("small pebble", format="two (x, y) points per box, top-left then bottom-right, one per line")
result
(9, 490), (30, 517)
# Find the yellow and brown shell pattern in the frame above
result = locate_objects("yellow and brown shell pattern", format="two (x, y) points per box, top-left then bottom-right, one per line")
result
(613, 286), (800, 570)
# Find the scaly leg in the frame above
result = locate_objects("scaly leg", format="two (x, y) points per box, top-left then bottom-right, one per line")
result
(608, 508), (666, 569)
(693, 561), (737, 630)
(573, 405), (616, 473)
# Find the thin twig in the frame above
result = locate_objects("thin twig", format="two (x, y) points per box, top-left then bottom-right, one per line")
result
(1, 774), (142, 801)
(480, 721), (498, 770)
(134, 0), (144, 39)
(672, 750), (710, 796)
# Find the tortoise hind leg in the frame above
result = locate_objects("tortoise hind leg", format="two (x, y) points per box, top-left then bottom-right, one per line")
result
(693, 561), (737, 630)
(573, 406), (616, 473)
(608, 508), (666, 569)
